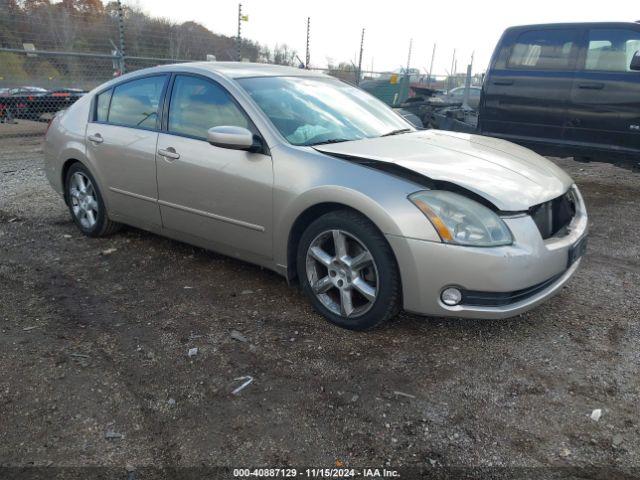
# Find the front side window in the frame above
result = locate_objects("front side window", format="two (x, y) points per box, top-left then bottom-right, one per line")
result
(585, 29), (640, 72)
(108, 75), (166, 129)
(237, 76), (411, 146)
(168, 75), (250, 139)
(508, 29), (578, 70)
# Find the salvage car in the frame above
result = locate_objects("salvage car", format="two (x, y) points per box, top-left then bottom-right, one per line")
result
(0, 86), (85, 121)
(43, 63), (588, 330)
(433, 86), (482, 108)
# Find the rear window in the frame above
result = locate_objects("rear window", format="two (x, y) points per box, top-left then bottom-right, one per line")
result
(107, 75), (166, 129)
(508, 29), (578, 70)
(95, 89), (112, 122)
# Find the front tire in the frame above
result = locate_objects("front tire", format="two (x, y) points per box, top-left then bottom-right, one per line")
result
(64, 162), (122, 237)
(297, 210), (402, 330)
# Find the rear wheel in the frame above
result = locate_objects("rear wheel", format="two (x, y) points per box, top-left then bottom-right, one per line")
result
(297, 210), (401, 330)
(64, 162), (122, 237)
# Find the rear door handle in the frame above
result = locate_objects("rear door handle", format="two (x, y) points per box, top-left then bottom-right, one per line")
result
(158, 147), (180, 160)
(88, 133), (103, 144)
(492, 80), (513, 86)
(578, 82), (605, 90)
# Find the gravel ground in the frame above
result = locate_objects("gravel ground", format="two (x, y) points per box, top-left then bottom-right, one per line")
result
(1, 137), (639, 475)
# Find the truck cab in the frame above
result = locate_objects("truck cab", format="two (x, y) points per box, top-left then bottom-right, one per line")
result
(479, 22), (640, 161)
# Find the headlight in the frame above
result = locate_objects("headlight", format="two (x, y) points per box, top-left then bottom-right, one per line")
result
(409, 190), (513, 247)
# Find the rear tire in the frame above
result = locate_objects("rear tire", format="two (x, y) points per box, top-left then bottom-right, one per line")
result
(64, 162), (122, 237)
(296, 210), (401, 330)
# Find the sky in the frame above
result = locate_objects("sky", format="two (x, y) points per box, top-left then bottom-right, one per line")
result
(132, 0), (635, 75)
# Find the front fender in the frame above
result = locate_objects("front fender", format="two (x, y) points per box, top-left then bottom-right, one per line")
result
(273, 184), (441, 270)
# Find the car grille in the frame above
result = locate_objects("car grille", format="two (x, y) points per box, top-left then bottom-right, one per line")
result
(530, 190), (576, 239)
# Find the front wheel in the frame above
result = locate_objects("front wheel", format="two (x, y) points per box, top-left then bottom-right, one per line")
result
(297, 210), (402, 330)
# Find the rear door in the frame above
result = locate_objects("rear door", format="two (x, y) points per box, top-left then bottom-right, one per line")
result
(481, 27), (580, 144)
(85, 74), (168, 229)
(564, 27), (640, 156)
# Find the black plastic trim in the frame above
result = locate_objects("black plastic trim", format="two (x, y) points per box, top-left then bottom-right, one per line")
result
(459, 272), (564, 307)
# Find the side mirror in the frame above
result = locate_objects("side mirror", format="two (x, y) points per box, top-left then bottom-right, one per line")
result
(207, 126), (256, 151)
(631, 50), (640, 71)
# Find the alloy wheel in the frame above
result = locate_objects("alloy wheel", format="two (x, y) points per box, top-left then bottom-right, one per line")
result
(68, 172), (99, 229)
(305, 229), (379, 318)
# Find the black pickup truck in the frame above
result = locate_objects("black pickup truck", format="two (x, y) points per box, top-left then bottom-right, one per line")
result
(479, 22), (640, 162)
(401, 22), (640, 163)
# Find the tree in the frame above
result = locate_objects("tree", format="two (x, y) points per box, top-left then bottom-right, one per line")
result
(272, 43), (299, 66)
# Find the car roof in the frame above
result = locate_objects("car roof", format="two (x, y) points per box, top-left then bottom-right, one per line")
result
(140, 61), (328, 80)
(92, 62), (336, 96)
(506, 21), (640, 31)
(450, 86), (481, 91)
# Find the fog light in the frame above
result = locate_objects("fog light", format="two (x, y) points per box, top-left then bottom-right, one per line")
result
(441, 287), (462, 306)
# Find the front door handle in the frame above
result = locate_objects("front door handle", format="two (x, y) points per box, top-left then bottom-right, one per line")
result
(158, 147), (180, 160)
(88, 133), (103, 144)
(578, 82), (605, 90)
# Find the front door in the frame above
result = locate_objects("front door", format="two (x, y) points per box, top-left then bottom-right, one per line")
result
(564, 27), (640, 156)
(481, 27), (580, 144)
(156, 74), (273, 259)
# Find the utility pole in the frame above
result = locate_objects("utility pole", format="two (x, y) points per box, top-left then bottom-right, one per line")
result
(116, 0), (126, 74)
(462, 51), (475, 109)
(454, 59), (458, 84)
(449, 48), (456, 90)
(406, 38), (413, 73)
(236, 3), (242, 61)
(356, 28), (365, 85)
(427, 43), (436, 87)
(305, 17), (311, 69)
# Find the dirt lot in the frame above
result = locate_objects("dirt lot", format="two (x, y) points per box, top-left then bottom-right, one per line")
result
(1, 136), (639, 475)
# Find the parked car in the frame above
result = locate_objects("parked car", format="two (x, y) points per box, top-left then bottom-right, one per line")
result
(480, 22), (640, 161)
(433, 86), (482, 108)
(44, 63), (588, 330)
(0, 86), (85, 121)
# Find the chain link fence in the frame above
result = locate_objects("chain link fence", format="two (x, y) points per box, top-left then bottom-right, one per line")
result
(0, 0), (475, 163)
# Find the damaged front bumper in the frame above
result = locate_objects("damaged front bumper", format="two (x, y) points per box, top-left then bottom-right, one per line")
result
(386, 193), (588, 319)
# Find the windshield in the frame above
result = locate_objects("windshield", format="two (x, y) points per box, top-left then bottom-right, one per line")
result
(237, 76), (412, 146)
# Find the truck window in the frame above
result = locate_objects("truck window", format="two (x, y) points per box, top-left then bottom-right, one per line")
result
(508, 29), (577, 70)
(585, 29), (640, 72)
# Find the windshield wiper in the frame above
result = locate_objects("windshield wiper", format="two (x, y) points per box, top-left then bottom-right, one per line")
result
(381, 128), (412, 137)
(308, 138), (352, 146)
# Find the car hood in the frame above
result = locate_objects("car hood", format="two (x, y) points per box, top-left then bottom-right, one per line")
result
(314, 130), (573, 211)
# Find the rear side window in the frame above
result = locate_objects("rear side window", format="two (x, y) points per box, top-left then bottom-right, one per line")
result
(108, 75), (166, 129)
(167, 75), (250, 140)
(95, 89), (112, 122)
(585, 29), (640, 72)
(508, 29), (578, 70)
